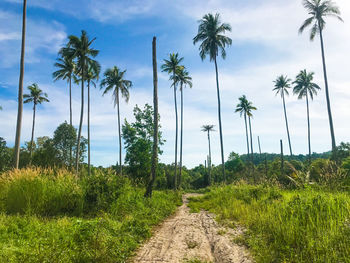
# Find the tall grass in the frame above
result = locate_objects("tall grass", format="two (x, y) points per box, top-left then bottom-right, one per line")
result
(0, 168), (182, 262)
(189, 184), (350, 263)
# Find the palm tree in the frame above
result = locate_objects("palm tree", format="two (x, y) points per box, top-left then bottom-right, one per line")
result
(299, 0), (342, 155)
(161, 53), (184, 190)
(293, 70), (321, 164)
(201, 125), (215, 185)
(100, 66), (132, 176)
(246, 99), (257, 162)
(193, 13), (232, 182)
(85, 60), (100, 176)
(60, 30), (99, 173)
(23, 83), (49, 162)
(235, 95), (251, 159)
(14, 0), (27, 169)
(171, 66), (192, 189)
(273, 75), (293, 156)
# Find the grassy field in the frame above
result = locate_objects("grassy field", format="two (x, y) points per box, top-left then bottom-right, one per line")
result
(189, 184), (350, 263)
(0, 168), (182, 263)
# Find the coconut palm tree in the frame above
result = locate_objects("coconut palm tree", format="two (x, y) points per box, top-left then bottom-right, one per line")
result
(293, 70), (321, 164)
(60, 30), (99, 173)
(273, 75), (293, 156)
(161, 53), (184, 190)
(23, 83), (49, 162)
(100, 66), (132, 176)
(14, 0), (27, 169)
(246, 99), (257, 162)
(171, 66), (192, 189)
(299, 0), (342, 155)
(235, 95), (251, 159)
(201, 125), (215, 185)
(193, 13), (232, 182)
(85, 60), (100, 176)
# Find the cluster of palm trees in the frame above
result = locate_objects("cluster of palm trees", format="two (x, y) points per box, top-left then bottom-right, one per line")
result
(161, 54), (192, 189)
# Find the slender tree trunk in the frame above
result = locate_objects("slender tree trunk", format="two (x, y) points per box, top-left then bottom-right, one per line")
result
(88, 80), (91, 176)
(117, 90), (122, 176)
(214, 56), (225, 182)
(318, 24), (336, 154)
(248, 115), (254, 163)
(306, 93), (311, 165)
(173, 74), (178, 190)
(14, 0), (27, 169)
(179, 83), (184, 189)
(145, 37), (158, 198)
(282, 90), (293, 156)
(258, 136), (262, 157)
(244, 113), (250, 157)
(69, 77), (73, 167)
(207, 130), (212, 186)
(75, 61), (84, 173)
(29, 103), (36, 164)
(280, 139), (284, 176)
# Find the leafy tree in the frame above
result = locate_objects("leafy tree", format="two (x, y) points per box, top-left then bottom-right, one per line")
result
(23, 83), (49, 162)
(293, 70), (321, 164)
(235, 95), (251, 158)
(273, 75), (293, 156)
(60, 30), (99, 173)
(14, 0), (27, 169)
(53, 122), (77, 167)
(100, 66), (132, 175)
(201, 125), (215, 185)
(0, 137), (12, 171)
(122, 104), (164, 184)
(161, 53), (184, 190)
(171, 66), (192, 189)
(225, 152), (244, 173)
(193, 13), (232, 181)
(299, 0), (343, 155)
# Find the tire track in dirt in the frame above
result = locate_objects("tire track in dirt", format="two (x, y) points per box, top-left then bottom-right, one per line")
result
(133, 194), (252, 263)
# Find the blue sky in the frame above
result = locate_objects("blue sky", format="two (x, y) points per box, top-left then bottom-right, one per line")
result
(1, 0), (350, 168)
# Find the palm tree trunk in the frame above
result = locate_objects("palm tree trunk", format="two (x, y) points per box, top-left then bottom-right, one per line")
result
(29, 103), (36, 164)
(282, 90), (293, 156)
(116, 90), (122, 176)
(14, 0), (27, 169)
(318, 24), (336, 154)
(75, 62), (84, 173)
(306, 93), (311, 165)
(179, 83), (184, 189)
(214, 56), (225, 182)
(87, 80), (91, 176)
(69, 76), (72, 167)
(145, 37), (158, 198)
(173, 75), (179, 190)
(248, 115), (254, 163)
(244, 113), (250, 157)
(207, 130), (212, 186)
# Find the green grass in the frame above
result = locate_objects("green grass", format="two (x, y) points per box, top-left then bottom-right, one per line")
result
(0, 168), (182, 262)
(188, 184), (350, 263)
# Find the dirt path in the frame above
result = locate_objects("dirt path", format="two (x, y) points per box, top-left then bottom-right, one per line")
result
(133, 194), (252, 263)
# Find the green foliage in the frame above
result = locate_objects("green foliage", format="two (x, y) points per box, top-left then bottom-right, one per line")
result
(189, 185), (350, 263)
(0, 138), (12, 172)
(53, 122), (77, 166)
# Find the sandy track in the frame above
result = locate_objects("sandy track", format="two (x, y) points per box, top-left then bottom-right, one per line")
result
(133, 194), (252, 263)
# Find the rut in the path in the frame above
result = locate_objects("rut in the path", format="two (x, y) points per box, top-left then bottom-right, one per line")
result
(133, 194), (252, 263)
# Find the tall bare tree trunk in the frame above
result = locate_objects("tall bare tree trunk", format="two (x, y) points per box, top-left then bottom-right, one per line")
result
(318, 23), (336, 155)
(244, 113), (250, 157)
(145, 37), (158, 198)
(69, 77), (73, 167)
(280, 139), (284, 176)
(88, 80), (91, 176)
(14, 0), (27, 169)
(306, 93), (311, 165)
(214, 56), (225, 182)
(179, 83), (184, 189)
(29, 103), (36, 164)
(116, 90), (122, 176)
(248, 115), (254, 163)
(173, 73), (179, 189)
(282, 89), (293, 156)
(75, 61), (84, 173)
(207, 130), (212, 186)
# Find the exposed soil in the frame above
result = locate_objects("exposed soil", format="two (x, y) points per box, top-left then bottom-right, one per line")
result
(133, 194), (252, 263)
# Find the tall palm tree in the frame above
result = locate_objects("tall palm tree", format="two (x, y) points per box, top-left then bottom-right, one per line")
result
(171, 66), (192, 189)
(161, 53), (184, 190)
(193, 13), (232, 182)
(235, 95), (251, 159)
(23, 83), (49, 162)
(246, 99), (257, 162)
(100, 66), (132, 176)
(293, 70), (321, 164)
(201, 125), (215, 185)
(60, 30), (99, 173)
(14, 0), (27, 169)
(299, 0), (342, 155)
(85, 60), (100, 176)
(273, 75), (293, 156)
